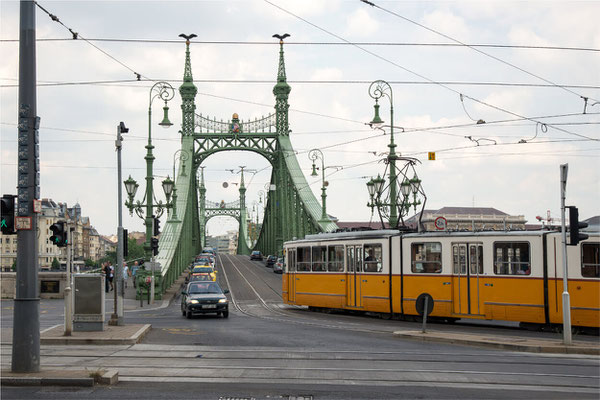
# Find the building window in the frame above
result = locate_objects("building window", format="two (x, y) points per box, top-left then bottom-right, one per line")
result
(311, 246), (326, 272)
(412, 242), (442, 273)
(327, 245), (344, 272)
(364, 244), (383, 272)
(581, 242), (599, 278)
(494, 242), (530, 275)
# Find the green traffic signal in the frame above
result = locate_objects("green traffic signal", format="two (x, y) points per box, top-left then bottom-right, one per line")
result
(49, 221), (68, 247)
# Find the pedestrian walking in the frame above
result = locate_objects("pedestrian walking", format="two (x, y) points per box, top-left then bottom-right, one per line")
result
(123, 263), (129, 289)
(102, 262), (109, 293)
(132, 261), (139, 288)
(108, 263), (114, 291)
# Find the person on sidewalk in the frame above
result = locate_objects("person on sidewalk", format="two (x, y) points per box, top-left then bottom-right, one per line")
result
(131, 261), (139, 288)
(123, 262), (129, 289)
(108, 263), (114, 291)
(102, 262), (109, 293)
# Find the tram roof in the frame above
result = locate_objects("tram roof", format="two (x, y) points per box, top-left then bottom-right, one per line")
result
(284, 228), (600, 245)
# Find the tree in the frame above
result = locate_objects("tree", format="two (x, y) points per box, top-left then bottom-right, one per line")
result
(51, 257), (60, 270)
(85, 258), (97, 269)
(126, 237), (145, 262)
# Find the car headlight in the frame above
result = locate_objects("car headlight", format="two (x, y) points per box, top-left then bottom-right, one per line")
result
(218, 298), (228, 303)
(189, 299), (199, 304)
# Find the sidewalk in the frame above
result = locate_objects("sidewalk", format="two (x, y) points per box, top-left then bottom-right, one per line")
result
(1, 269), (189, 387)
(394, 329), (600, 355)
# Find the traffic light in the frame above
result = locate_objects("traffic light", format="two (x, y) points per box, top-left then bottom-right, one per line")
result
(123, 228), (129, 257)
(568, 206), (589, 246)
(49, 221), (67, 247)
(1, 195), (16, 235)
(151, 237), (159, 256)
(153, 216), (160, 236)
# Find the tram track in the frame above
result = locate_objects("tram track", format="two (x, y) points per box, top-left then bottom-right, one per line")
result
(217, 254), (496, 337)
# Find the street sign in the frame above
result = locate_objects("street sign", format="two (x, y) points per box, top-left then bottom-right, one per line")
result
(16, 216), (32, 230)
(33, 199), (41, 213)
(434, 216), (447, 230)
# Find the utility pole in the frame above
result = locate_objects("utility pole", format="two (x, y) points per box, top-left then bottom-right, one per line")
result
(12, 0), (40, 373)
(560, 164), (572, 345)
(63, 226), (73, 335)
(109, 122), (127, 326)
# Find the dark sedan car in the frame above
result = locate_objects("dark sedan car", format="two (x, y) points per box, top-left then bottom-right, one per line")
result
(250, 250), (263, 261)
(181, 281), (229, 318)
(265, 255), (277, 267)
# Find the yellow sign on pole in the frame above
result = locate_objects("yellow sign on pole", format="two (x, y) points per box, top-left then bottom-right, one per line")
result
(428, 152), (436, 160)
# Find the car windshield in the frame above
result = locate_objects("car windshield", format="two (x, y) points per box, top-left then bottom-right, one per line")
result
(188, 283), (222, 294)
(190, 275), (211, 282)
(192, 267), (212, 273)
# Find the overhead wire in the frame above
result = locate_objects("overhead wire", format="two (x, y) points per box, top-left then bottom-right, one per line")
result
(2, 37), (599, 53)
(34, 1), (148, 81)
(3, 78), (600, 90)
(361, 0), (599, 104)
(263, 0), (598, 142)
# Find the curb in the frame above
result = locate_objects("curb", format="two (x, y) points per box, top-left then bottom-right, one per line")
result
(40, 324), (151, 346)
(1, 377), (95, 387)
(393, 331), (600, 355)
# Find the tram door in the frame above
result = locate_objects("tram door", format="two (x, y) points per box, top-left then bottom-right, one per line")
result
(452, 243), (483, 315)
(287, 249), (296, 303)
(346, 246), (363, 307)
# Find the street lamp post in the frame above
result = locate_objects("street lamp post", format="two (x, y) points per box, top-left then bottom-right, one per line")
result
(124, 81), (175, 256)
(365, 80), (426, 230)
(109, 122), (128, 326)
(308, 149), (329, 222)
(368, 80), (398, 228)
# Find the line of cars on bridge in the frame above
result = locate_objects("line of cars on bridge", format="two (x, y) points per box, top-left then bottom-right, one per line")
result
(181, 248), (230, 318)
(250, 251), (284, 273)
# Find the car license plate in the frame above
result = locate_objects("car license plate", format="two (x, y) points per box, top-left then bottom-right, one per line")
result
(202, 305), (216, 309)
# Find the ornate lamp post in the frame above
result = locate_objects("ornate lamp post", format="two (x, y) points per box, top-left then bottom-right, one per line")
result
(366, 80), (426, 229)
(367, 80), (398, 227)
(124, 81), (175, 255)
(169, 149), (189, 222)
(308, 148), (329, 222)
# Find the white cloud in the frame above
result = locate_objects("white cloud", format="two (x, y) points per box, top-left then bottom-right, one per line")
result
(420, 9), (471, 42)
(345, 8), (379, 37)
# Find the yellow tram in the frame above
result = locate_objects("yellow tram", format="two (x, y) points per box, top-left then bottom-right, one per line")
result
(282, 230), (599, 328)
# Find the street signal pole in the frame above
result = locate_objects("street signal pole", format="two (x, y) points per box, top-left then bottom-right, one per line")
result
(559, 164), (572, 345)
(12, 0), (40, 373)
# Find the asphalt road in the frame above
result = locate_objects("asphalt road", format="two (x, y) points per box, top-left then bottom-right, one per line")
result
(2, 254), (599, 399)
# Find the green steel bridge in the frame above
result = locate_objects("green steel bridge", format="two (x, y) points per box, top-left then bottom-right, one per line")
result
(153, 37), (338, 296)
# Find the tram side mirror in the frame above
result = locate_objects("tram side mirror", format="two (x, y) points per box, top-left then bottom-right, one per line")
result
(223, 289), (230, 294)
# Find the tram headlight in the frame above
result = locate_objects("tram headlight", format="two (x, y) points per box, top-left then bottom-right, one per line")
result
(218, 298), (228, 303)
(189, 299), (199, 304)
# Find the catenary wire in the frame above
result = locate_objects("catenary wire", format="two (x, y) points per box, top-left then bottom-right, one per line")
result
(264, 0), (598, 142)
(2, 37), (599, 52)
(34, 1), (149, 81)
(360, 0), (599, 103)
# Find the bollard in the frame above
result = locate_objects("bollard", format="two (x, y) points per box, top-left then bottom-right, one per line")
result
(422, 296), (429, 333)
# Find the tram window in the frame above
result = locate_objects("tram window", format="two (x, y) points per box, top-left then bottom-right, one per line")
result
(347, 247), (355, 272)
(581, 242), (599, 278)
(452, 245), (466, 274)
(297, 247), (311, 272)
(312, 246), (327, 272)
(412, 242), (442, 273)
(327, 245), (344, 272)
(494, 242), (530, 275)
(364, 244), (383, 272)
(470, 245), (484, 274)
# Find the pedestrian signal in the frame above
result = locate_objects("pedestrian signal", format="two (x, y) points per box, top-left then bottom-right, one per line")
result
(428, 152), (436, 161)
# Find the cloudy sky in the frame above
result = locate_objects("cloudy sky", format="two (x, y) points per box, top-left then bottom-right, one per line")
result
(1, 0), (599, 238)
